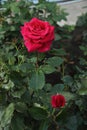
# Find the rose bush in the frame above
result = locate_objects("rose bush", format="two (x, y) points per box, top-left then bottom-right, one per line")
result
(0, 0), (87, 130)
(21, 17), (55, 52)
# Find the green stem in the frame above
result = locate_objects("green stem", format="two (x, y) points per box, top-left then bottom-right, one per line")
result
(52, 108), (56, 115)
(52, 115), (59, 130)
(14, 44), (18, 52)
(36, 52), (39, 69)
(55, 108), (64, 118)
(51, 108), (64, 130)
(62, 63), (65, 77)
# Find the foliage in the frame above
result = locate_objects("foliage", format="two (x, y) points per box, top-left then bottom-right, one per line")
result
(0, 0), (87, 130)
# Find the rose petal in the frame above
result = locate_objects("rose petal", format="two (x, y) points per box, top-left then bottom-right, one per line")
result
(38, 41), (52, 52)
(24, 41), (42, 52)
(51, 95), (57, 108)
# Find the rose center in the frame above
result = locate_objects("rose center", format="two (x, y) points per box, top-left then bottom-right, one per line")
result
(33, 23), (45, 31)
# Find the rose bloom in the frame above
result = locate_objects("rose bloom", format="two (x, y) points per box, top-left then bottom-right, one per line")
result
(51, 94), (65, 108)
(20, 18), (54, 52)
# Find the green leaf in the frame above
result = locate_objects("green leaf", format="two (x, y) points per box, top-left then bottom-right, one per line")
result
(81, 77), (87, 88)
(0, 92), (7, 105)
(15, 102), (27, 113)
(10, 26), (16, 31)
(42, 65), (55, 74)
(61, 92), (75, 101)
(51, 48), (66, 56)
(2, 80), (14, 90)
(55, 34), (61, 41)
(47, 57), (64, 67)
(11, 116), (25, 130)
(29, 70), (45, 90)
(0, 107), (4, 121)
(65, 116), (78, 130)
(44, 83), (52, 92)
(78, 88), (87, 95)
(10, 2), (20, 14)
(1, 103), (15, 127)
(29, 107), (48, 120)
(62, 75), (73, 86)
(51, 84), (64, 94)
(11, 88), (26, 98)
(80, 45), (87, 56)
(21, 91), (31, 103)
(39, 120), (49, 130)
(19, 63), (34, 73)
(3, 126), (9, 130)
(8, 56), (16, 65)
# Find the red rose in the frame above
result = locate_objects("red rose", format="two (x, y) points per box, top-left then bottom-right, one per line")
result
(20, 18), (54, 52)
(51, 94), (65, 108)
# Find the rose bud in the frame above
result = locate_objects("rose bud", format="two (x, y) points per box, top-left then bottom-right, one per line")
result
(51, 94), (66, 108)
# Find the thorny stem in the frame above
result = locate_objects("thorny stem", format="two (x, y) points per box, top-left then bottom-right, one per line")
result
(55, 108), (64, 118)
(51, 109), (59, 130)
(62, 63), (65, 77)
(51, 108), (64, 130)
(52, 115), (59, 130)
(52, 108), (55, 115)
(36, 52), (39, 69)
